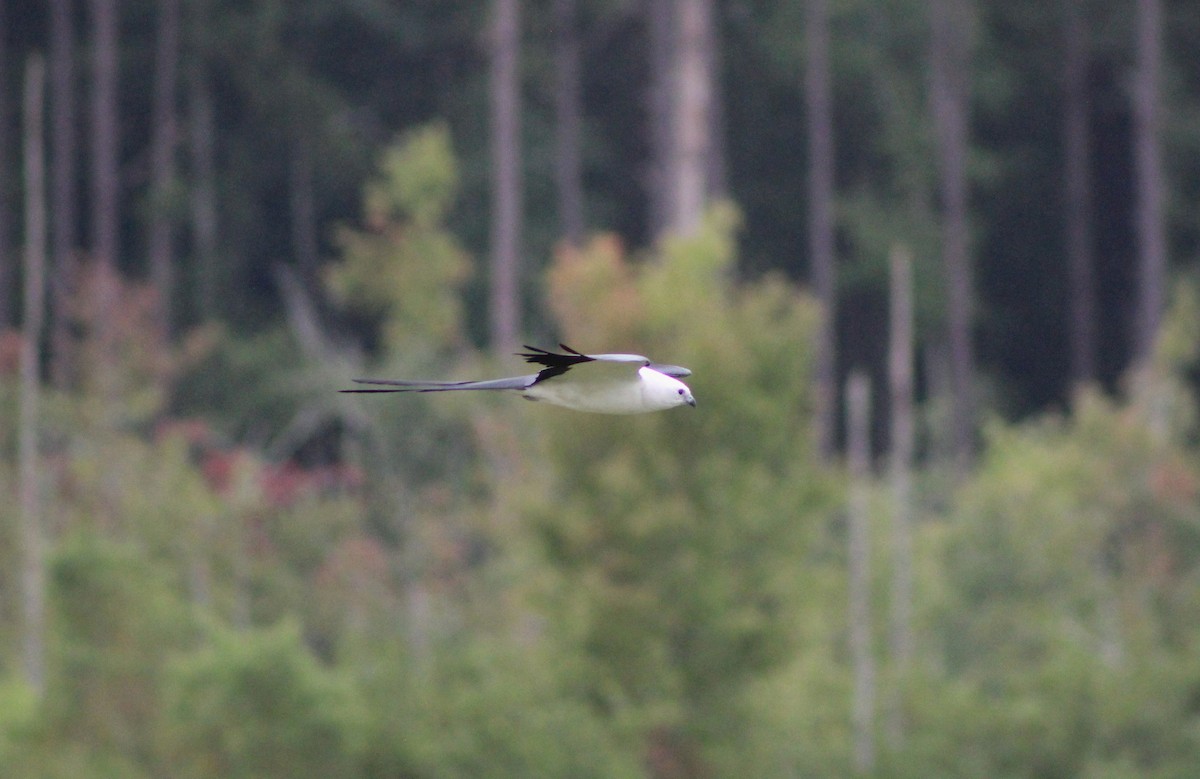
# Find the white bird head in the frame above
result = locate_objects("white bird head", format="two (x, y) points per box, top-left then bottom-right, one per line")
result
(640, 366), (697, 410)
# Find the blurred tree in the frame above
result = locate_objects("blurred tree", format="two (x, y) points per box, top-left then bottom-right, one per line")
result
(1132, 0), (1166, 368)
(805, 0), (837, 459)
(149, 0), (182, 340)
(489, 0), (523, 350)
(553, 0), (585, 247)
(929, 0), (976, 473)
(1063, 0), (1097, 388)
(19, 55), (47, 697)
(40, 533), (193, 776)
(49, 0), (79, 387)
(535, 206), (834, 775)
(0, 0), (11, 328)
(186, 0), (219, 324)
(163, 620), (359, 779)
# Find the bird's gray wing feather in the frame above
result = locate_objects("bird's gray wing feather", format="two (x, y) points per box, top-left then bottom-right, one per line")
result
(341, 375), (535, 394)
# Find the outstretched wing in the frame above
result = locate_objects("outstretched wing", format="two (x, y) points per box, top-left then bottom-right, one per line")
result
(518, 344), (692, 382)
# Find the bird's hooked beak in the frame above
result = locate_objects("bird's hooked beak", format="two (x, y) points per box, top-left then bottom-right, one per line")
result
(685, 393), (697, 408)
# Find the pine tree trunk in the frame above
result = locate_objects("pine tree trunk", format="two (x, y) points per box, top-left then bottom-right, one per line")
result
(666, 0), (714, 236)
(646, 0), (675, 238)
(290, 137), (320, 288)
(553, 0), (584, 247)
(489, 0), (522, 351)
(886, 246), (915, 746)
(846, 371), (876, 773)
(149, 0), (181, 340)
(90, 0), (120, 275)
(929, 0), (975, 473)
(49, 0), (78, 386)
(1133, 0), (1165, 365)
(188, 38), (219, 322)
(1063, 0), (1096, 388)
(0, 0), (11, 328)
(806, 0), (837, 459)
(20, 55), (48, 697)
(89, 0), (120, 404)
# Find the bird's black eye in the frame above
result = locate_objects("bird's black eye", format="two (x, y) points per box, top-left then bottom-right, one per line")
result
(677, 388), (684, 395)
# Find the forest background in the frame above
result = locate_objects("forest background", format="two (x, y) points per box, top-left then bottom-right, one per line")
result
(2, 0), (1200, 776)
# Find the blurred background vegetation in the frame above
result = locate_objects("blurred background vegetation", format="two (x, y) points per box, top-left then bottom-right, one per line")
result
(2, 0), (1200, 776)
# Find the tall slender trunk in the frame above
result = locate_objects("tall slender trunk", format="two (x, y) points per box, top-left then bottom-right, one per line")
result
(188, 42), (219, 322)
(89, 0), (120, 405)
(666, 0), (714, 236)
(0, 0), (11, 328)
(489, 0), (522, 351)
(20, 55), (48, 697)
(886, 246), (915, 746)
(806, 0), (837, 459)
(290, 137), (320, 288)
(646, 0), (675, 238)
(49, 0), (78, 386)
(846, 371), (876, 774)
(1132, 0), (1165, 365)
(150, 0), (182, 340)
(929, 0), (974, 473)
(553, 0), (585, 247)
(1063, 0), (1096, 388)
(90, 0), (120, 275)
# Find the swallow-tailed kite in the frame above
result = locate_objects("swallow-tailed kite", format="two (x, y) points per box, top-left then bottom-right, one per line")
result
(341, 344), (696, 414)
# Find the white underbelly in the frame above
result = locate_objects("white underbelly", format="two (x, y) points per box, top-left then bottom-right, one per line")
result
(523, 380), (663, 414)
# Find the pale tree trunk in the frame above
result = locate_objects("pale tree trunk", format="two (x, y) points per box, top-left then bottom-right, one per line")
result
(290, 138), (320, 288)
(20, 55), (48, 697)
(1063, 0), (1096, 388)
(553, 0), (584, 247)
(50, 0), (79, 386)
(188, 38), (219, 322)
(885, 246), (915, 746)
(489, 0), (522, 351)
(1132, 0), (1165, 366)
(665, 0), (714, 236)
(150, 0), (182, 340)
(89, 0), (120, 404)
(929, 0), (975, 474)
(806, 0), (837, 459)
(0, 0), (11, 328)
(646, 0), (674, 237)
(846, 371), (876, 774)
(90, 0), (120, 276)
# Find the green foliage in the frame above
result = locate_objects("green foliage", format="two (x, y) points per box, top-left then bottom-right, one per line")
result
(533, 206), (838, 768)
(163, 619), (361, 779)
(329, 125), (471, 354)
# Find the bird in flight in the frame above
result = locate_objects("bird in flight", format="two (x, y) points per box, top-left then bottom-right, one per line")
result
(342, 344), (696, 414)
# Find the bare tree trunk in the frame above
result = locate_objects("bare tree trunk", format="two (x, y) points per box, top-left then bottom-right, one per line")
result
(846, 371), (876, 774)
(89, 0), (120, 404)
(929, 0), (975, 474)
(489, 0), (522, 351)
(149, 0), (181, 340)
(20, 55), (48, 697)
(49, 0), (79, 386)
(806, 0), (837, 459)
(1132, 0), (1166, 365)
(646, 0), (675, 238)
(90, 0), (120, 276)
(188, 37), (219, 322)
(665, 0), (714, 236)
(553, 0), (585, 247)
(0, 0), (11, 328)
(290, 137), (320, 287)
(1063, 0), (1096, 388)
(885, 246), (915, 746)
